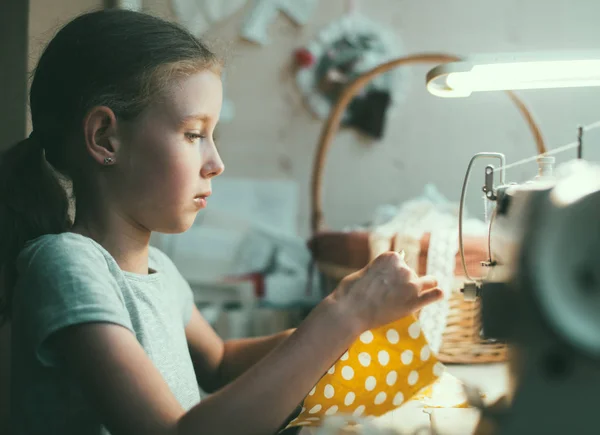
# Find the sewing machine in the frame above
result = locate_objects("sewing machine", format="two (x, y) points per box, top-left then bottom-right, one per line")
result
(461, 156), (600, 434)
(299, 157), (600, 435)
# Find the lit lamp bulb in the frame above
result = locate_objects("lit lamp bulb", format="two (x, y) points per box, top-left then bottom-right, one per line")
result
(426, 55), (600, 97)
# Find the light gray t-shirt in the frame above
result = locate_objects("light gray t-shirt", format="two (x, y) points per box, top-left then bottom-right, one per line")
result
(10, 232), (201, 434)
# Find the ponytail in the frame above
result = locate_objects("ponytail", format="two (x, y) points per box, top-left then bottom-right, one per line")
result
(0, 134), (70, 323)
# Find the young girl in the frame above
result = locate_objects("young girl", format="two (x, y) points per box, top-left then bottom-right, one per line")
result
(0, 9), (443, 435)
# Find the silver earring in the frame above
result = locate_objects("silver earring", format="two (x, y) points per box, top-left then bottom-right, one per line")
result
(103, 157), (114, 165)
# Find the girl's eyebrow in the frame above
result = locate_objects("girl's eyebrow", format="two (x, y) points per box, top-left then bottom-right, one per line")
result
(178, 113), (210, 126)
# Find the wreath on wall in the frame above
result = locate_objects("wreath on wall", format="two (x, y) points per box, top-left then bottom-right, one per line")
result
(294, 13), (408, 139)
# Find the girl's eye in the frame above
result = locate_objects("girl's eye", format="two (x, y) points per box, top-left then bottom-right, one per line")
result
(185, 133), (205, 142)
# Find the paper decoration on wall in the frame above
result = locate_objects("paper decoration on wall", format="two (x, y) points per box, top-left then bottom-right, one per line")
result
(284, 315), (444, 430)
(171, 0), (248, 36)
(294, 13), (407, 139)
(241, 0), (320, 45)
(108, 0), (142, 10)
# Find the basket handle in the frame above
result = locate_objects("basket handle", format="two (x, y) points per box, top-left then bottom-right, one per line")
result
(310, 53), (547, 234)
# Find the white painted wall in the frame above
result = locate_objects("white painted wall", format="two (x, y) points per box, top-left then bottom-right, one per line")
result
(30, 0), (600, 237)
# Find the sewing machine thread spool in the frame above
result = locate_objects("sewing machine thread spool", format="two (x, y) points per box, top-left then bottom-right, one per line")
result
(535, 156), (555, 181)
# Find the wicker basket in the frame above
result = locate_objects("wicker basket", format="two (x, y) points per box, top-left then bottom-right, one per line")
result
(307, 53), (546, 364)
(437, 279), (508, 363)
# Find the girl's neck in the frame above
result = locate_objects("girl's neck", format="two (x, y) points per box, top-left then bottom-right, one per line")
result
(71, 216), (153, 275)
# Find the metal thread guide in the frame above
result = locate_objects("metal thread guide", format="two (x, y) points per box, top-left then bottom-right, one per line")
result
(577, 125), (584, 159)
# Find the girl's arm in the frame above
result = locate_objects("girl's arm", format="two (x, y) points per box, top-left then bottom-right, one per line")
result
(56, 296), (356, 435)
(55, 252), (442, 435)
(185, 307), (295, 393)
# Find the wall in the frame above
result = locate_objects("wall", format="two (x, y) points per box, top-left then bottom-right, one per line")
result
(0, 0), (29, 152)
(146, 0), (600, 236)
(27, 0), (600, 237)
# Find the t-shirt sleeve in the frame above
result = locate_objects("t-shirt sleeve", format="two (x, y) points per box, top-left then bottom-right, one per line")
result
(149, 247), (195, 327)
(16, 237), (134, 368)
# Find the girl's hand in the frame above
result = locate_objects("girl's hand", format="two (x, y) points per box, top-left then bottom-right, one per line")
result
(330, 251), (444, 332)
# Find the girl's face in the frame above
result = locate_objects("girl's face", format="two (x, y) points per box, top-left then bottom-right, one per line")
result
(113, 70), (224, 234)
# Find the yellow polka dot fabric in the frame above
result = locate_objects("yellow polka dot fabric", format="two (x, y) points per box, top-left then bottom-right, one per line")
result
(285, 315), (444, 430)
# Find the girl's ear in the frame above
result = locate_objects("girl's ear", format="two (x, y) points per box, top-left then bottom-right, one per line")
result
(83, 106), (121, 165)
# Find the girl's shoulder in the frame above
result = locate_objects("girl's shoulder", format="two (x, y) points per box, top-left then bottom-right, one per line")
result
(17, 232), (112, 275)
